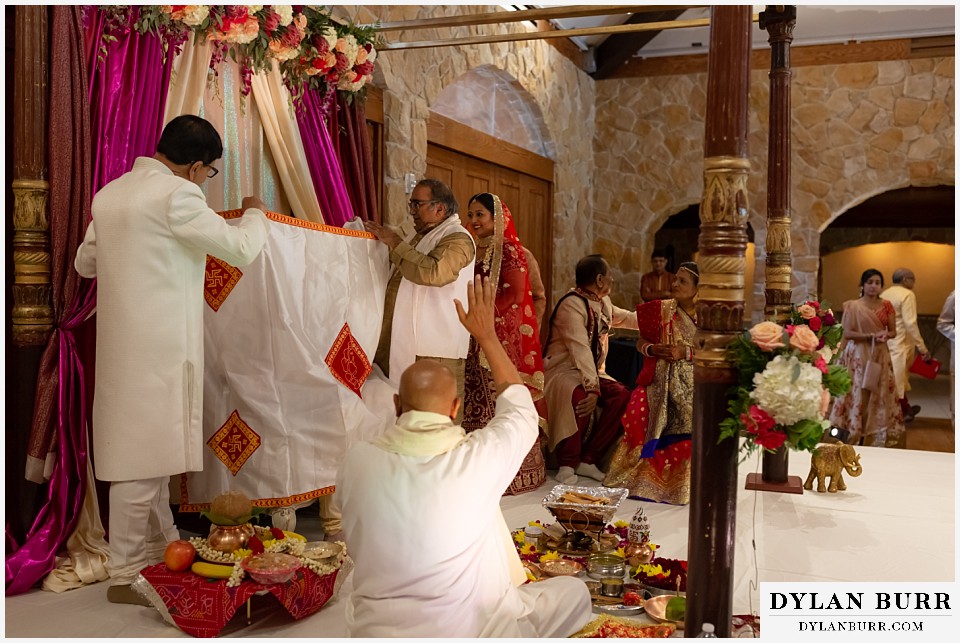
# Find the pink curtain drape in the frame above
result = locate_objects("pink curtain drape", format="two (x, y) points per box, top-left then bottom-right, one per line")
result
(295, 88), (356, 226)
(6, 6), (173, 595)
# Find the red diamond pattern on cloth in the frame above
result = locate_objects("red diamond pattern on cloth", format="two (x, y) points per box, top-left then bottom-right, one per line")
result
(207, 410), (261, 476)
(139, 564), (339, 638)
(204, 255), (243, 312)
(324, 323), (371, 398)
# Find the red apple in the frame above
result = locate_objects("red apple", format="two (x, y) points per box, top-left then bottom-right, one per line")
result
(164, 540), (196, 572)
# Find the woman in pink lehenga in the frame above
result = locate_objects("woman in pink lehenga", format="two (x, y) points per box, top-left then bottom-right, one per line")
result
(461, 193), (546, 494)
(828, 269), (905, 447)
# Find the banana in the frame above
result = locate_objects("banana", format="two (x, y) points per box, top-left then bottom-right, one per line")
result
(191, 561), (235, 579)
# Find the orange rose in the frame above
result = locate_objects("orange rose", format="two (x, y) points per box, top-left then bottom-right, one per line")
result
(749, 321), (786, 352)
(797, 304), (817, 320)
(789, 324), (820, 353)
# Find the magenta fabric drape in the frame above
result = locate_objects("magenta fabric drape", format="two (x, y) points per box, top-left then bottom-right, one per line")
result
(328, 93), (379, 223)
(6, 6), (173, 595)
(295, 88), (356, 226)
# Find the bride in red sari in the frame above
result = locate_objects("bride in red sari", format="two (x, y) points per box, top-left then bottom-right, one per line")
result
(461, 193), (546, 494)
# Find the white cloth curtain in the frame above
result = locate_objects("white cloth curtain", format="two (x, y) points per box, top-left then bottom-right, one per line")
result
(181, 219), (396, 508)
(250, 65), (324, 223)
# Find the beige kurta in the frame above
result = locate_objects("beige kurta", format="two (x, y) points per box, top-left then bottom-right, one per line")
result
(881, 285), (928, 398)
(373, 215), (475, 381)
(75, 157), (268, 481)
(542, 292), (638, 451)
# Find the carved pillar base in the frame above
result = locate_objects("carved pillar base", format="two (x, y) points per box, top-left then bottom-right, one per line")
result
(12, 178), (52, 346)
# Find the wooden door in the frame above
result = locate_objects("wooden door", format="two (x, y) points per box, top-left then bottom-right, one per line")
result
(426, 142), (553, 331)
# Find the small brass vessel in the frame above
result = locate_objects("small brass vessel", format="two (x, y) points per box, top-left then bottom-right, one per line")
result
(207, 523), (255, 553)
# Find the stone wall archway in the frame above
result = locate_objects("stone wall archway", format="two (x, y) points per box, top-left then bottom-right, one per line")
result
(431, 65), (556, 161)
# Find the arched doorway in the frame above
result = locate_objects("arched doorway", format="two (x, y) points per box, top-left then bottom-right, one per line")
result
(653, 204), (757, 321)
(820, 185), (954, 444)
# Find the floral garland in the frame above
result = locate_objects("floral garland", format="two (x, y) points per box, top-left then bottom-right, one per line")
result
(718, 299), (853, 457)
(190, 525), (346, 588)
(94, 5), (380, 102)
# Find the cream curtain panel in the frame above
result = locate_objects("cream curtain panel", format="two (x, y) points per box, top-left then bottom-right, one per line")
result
(250, 65), (324, 222)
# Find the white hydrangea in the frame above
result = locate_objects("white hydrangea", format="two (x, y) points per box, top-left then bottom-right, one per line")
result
(180, 5), (209, 26)
(750, 354), (824, 426)
(247, 5), (263, 13)
(273, 5), (293, 26)
(321, 26), (338, 50)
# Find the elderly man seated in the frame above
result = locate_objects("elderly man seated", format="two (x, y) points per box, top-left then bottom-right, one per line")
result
(336, 277), (591, 638)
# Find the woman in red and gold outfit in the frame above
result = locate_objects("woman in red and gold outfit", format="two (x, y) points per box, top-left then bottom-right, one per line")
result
(603, 263), (699, 505)
(462, 193), (546, 494)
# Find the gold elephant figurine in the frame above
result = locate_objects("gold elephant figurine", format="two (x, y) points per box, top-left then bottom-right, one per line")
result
(803, 443), (862, 493)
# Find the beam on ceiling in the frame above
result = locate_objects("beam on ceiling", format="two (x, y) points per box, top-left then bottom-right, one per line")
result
(379, 15), (758, 51)
(591, 8), (689, 79)
(605, 35), (954, 78)
(367, 5), (706, 32)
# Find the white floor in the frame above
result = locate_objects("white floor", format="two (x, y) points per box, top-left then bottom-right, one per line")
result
(5, 445), (955, 639)
(908, 371), (953, 420)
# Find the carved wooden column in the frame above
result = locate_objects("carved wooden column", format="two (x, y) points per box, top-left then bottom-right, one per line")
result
(761, 5), (796, 321)
(12, 6), (51, 346)
(686, 6), (752, 639)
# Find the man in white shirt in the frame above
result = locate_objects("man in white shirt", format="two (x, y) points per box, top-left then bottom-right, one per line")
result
(75, 115), (269, 604)
(881, 268), (930, 422)
(336, 277), (591, 638)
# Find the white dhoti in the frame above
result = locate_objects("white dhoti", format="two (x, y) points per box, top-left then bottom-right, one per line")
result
(512, 576), (593, 638)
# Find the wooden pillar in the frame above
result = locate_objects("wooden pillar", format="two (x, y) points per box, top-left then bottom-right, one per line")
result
(12, 5), (51, 346)
(761, 5), (796, 321)
(686, 6), (752, 639)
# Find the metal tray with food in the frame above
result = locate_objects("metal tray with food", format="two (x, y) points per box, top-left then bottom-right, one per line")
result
(541, 485), (628, 529)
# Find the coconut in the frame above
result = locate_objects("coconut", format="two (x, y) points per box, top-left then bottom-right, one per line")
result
(210, 491), (252, 521)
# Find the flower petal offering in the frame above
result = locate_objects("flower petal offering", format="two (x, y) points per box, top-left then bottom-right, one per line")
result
(241, 552), (301, 584)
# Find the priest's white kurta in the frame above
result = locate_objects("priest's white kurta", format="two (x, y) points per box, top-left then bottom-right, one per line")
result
(336, 385), (591, 638)
(75, 157), (268, 481)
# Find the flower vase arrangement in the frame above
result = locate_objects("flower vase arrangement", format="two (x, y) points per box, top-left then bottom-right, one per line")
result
(718, 300), (853, 468)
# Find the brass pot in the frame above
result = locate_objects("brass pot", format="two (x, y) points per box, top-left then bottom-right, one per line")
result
(624, 543), (655, 567)
(207, 523), (255, 553)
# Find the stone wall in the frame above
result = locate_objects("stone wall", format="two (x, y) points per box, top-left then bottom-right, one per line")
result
(341, 5), (597, 299)
(593, 57), (955, 318)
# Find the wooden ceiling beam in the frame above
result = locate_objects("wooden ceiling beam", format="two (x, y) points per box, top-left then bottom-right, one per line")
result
(592, 8), (689, 79)
(603, 35), (953, 79)
(533, 19), (590, 73)
(367, 5), (705, 32)
(379, 16), (756, 51)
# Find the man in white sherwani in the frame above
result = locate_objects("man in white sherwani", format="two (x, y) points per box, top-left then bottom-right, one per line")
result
(337, 277), (592, 638)
(75, 115), (270, 604)
(881, 268), (931, 422)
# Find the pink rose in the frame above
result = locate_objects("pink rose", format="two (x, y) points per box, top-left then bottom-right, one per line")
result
(797, 304), (817, 320)
(789, 324), (820, 353)
(806, 300), (821, 310)
(749, 321), (786, 352)
(808, 316), (822, 332)
(814, 355), (828, 374)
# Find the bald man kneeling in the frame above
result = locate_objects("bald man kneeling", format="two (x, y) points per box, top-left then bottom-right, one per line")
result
(336, 277), (591, 638)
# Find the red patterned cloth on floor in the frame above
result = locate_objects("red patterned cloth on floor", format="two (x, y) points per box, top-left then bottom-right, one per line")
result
(139, 563), (339, 638)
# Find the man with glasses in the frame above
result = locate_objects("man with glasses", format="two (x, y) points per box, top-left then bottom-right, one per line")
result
(75, 114), (269, 605)
(363, 178), (476, 414)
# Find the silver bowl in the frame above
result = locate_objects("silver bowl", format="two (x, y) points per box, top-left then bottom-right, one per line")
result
(586, 552), (626, 579)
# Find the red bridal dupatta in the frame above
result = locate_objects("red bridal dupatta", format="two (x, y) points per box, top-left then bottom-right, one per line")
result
(462, 195), (545, 494)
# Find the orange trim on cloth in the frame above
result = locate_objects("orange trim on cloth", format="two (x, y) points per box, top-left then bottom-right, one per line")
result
(178, 478), (335, 513)
(217, 209), (376, 239)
